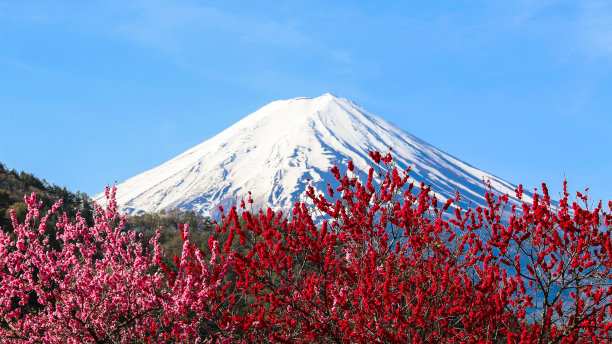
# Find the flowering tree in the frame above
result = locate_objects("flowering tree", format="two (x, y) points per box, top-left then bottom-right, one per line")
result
(202, 153), (523, 343)
(479, 181), (612, 343)
(0, 187), (166, 343)
(155, 223), (234, 343)
(170, 151), (611, 343)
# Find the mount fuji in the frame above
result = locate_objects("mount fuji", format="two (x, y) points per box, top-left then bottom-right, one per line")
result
(95, 93), (529, 218)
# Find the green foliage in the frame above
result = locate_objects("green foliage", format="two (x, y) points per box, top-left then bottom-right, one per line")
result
(0, 162), (95, 230)
(125, 208), (216, 267)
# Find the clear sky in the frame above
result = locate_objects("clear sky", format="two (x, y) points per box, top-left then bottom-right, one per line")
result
(1, 0), (611, 205)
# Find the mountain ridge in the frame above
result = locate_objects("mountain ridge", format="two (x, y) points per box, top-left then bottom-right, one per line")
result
(94, 94), (529, 218)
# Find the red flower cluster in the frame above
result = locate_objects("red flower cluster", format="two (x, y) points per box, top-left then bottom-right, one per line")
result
(1, 152), (611, 343)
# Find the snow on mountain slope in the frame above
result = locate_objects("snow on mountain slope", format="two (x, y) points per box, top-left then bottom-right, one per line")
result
(94, 93), (530, 218)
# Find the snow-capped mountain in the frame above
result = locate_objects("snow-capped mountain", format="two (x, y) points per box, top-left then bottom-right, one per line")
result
(95, 93), (529, 218)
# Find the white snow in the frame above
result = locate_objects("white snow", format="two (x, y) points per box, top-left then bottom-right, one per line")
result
(93, 93), (529, 217)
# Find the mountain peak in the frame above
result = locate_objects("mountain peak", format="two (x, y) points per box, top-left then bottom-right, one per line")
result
(279, 93), (350, 115)
(318, 92), (340, 99)
(234, 93), (357, 135)
(95, 95), (526, 218)
(289, 92), (341, 101)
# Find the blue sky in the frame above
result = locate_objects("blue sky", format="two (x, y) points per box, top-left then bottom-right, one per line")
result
(1, 0), (611, 205)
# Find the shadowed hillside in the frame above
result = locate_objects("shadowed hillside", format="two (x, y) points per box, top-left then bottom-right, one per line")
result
(0, 163), (94, 230)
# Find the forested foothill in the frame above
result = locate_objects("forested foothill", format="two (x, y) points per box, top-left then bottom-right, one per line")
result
(0, 162), (211, 261)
